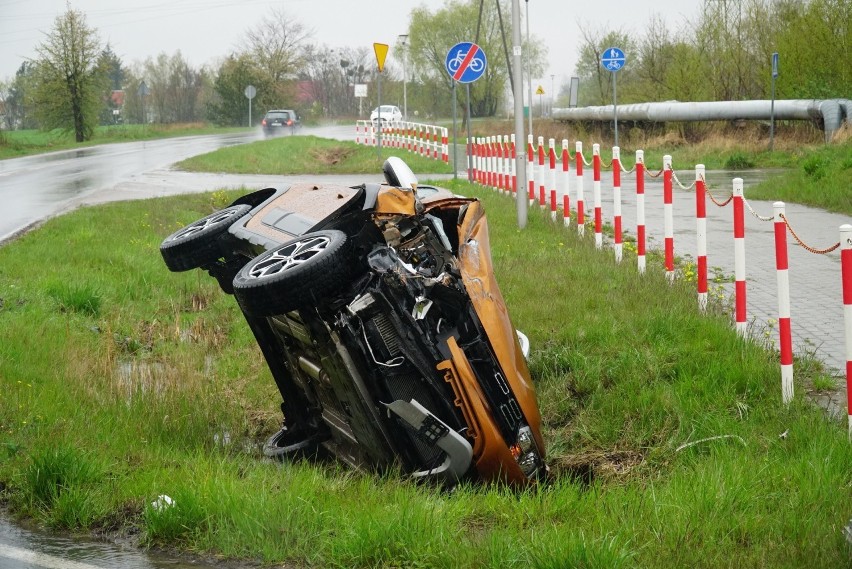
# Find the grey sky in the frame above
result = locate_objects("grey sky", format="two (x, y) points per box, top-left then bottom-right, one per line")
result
(1, 0), (698, 93)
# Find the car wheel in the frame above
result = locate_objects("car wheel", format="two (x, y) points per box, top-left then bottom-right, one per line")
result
(159, 204), (252, 272)
(232, 230), (353, 316)
(262, 426), (325, 461)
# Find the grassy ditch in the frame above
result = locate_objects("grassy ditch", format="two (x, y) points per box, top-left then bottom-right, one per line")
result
(1, 185), (851, 568)
(176, 134), (455, 176)
(0, 124), (250, 160)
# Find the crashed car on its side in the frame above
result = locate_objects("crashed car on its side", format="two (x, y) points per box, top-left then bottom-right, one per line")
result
(159, 158), (546, 486)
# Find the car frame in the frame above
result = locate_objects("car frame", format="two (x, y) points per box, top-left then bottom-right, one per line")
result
(159, 158), (547, 486)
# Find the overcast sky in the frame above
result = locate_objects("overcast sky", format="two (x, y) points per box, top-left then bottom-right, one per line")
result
(1, 0), (699, 93)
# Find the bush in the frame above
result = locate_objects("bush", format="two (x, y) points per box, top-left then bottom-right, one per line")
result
(724, 151), (754, 170)
(801, 155), (828, 179)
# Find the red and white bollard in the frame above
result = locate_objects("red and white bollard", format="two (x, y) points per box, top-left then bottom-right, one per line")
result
(527, 134), (535, 205)
(441, 128), (449, 163)
(485, 136), (497, 190)
(733, 178), (747, 336)
(576, 141), (585, 236)
(696, 164), (708, 311)
(537, 136), (546, 209)
(469, 137), (476, 182)
(479, 137), (486, 185)
(549, 138), (557, 221)
(636, 150), (646, 274)
(663, 155), (674, 282)
(510, 134), (517, 196)
(612, 146), (623, 263)
(561, 139), (571, 228)
(497, 135), (505, 193)
(840, 224), (852, 437)
(593, 144), (603, 248)
(774, 202), (794, 405)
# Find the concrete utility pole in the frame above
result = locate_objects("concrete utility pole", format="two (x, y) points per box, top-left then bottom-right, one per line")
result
(512, 0), (528, 228)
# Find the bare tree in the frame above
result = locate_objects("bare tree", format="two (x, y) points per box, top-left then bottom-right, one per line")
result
(32, 9), (105, 141)
(241, 8), (312, 83)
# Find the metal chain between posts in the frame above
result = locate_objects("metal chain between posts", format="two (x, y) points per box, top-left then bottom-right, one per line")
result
(743, 198), (774, 222)
(700, 174), (733, 207)
(779, 213), (841, 254)
(672, 170), (697, 190)
(581, 151), (593, 167)
(621, 161), (637, 174)
(646, 167), (665, 178)
(600, 158), (613, 169)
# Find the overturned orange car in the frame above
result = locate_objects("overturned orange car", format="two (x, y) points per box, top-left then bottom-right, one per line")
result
(160, 158), (546, 485)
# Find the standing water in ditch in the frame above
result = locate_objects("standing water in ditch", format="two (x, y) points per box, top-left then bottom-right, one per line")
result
(0, 515), (222, 569)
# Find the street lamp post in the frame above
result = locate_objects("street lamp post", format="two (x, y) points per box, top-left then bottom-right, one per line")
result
(398, 34), (409, 121)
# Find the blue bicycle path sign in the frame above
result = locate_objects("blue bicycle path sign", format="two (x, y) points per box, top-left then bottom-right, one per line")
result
(601, 47), (626, 72)
(445, 42), (487, 84)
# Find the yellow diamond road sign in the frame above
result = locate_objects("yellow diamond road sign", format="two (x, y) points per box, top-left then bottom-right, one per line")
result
(374, 43), (389, 73)
(536, 85), (545, 95)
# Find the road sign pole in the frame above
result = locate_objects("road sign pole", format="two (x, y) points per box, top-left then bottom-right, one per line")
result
(377, 72), (382, 158)
(452, 81), (458, 181)
(613, 72), (618, 147)
(248, 97), (252, 128)
(466, 83), (473, 182)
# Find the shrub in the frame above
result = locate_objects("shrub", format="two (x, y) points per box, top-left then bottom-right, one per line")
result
(724, 151), (754, 170)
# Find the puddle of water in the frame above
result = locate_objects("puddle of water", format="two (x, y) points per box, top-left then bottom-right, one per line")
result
(0, 515), (217, 569)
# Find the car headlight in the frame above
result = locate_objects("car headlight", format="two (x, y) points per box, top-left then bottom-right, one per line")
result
(509, 425), (543, 478)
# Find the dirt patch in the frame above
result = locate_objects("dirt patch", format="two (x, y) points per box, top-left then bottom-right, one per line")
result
(550, 450), (644, 485)
(309, 146), (357, 166)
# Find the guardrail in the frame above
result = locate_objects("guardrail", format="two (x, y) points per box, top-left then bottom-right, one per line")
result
(355, 120), (448, 164)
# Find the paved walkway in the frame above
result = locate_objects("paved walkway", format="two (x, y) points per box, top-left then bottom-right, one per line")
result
(493, 161), (850, 415)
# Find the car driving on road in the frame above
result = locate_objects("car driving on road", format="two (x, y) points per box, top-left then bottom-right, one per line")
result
(261, 109), (300, 137)
(159, 158), (547, 486)
(370, 105), (403, 125)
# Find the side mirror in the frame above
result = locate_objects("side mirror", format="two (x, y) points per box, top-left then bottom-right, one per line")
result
(383, 156), (418, 189)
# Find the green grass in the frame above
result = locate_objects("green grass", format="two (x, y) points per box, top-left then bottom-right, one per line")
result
(0, 124), (250, 160)
(0, 183), (850, 566)
(745, 143), (852, 214)
(176, 135), (455, 175)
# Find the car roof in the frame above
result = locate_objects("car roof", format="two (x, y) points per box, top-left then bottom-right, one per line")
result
(265, 109), (295, 114)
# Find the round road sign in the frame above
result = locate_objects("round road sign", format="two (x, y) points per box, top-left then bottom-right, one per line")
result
(244, 85), (256, 99)
(445, 42), (487, 84)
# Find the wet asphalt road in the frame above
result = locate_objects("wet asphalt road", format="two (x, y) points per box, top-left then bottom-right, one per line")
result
(0, 124), (360, 244)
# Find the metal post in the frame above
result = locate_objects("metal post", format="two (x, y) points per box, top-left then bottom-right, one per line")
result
(770, 52), (778, 151)
(248, 97), (252, 128)
(466, 83), (473, 182)
(613, 72), (619, 147)
(399, 34), (409, 121)
(452, 82), (458, 181)
(513, 0), (528, 228)
(524, 0), (533, 138)
(377, 73), (382, 158)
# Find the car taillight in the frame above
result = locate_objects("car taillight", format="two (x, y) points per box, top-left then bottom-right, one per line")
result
(512, 425), (544, 479)
(287, 119), (293, 126)
(261, 119), (267, 126)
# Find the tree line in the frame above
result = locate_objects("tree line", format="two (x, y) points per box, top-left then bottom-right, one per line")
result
(572, 0), (850, 108)
(0, 0), (847, 142)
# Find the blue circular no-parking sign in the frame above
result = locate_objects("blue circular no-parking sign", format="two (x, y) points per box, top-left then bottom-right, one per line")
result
(445, 42), (487, 84)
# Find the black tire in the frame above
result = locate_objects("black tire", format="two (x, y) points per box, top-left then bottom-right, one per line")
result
(159, 205), (252, 272)
(232, 230), (353, 316)
(262, 426), (325, 461)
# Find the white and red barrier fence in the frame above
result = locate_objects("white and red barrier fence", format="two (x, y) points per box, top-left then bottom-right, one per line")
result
(355, 120), (448, 164)
(466, 133), (851, 421)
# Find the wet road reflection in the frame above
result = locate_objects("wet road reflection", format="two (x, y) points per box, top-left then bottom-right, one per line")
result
(0, 131), (258, 242)
(0, 516), (215, 569)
